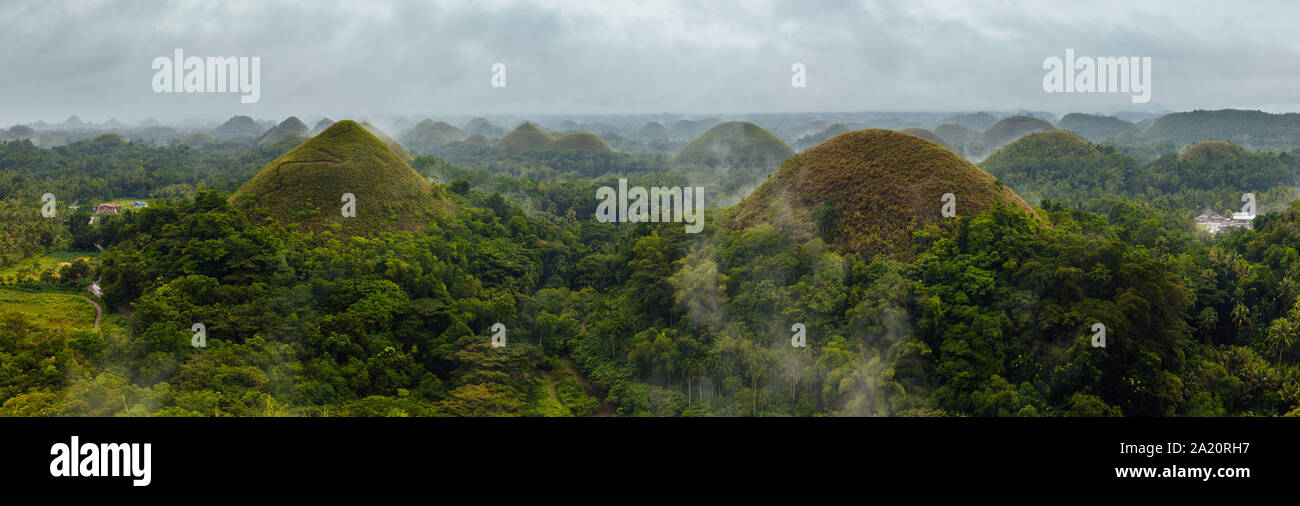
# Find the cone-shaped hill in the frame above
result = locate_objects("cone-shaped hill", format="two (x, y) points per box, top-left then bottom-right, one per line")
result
(731, 129), (1035, 259)
(636, 121), (669, 139)
(546, 131), (612, 152)
(900, 128), (954, 151)
(214, 115), (264, 139)
(258, 116), (309, 145)
(980, 115), (1054, 150)
(980, 130), (1102, 183)
(399, 119), (464, 153)
(359, 122), (413, 160)
(230, 120), (450, 236)
(311, 118), (335, 136)
(1179, 140), (1247, 163)
(496, 122), (554, 152)
(673, 121), (794, 168)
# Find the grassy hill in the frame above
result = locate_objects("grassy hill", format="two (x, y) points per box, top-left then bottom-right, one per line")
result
(731, 128), (1035, 259)
(673, 121), (794, 168)
(1179, 140), (1248, 163)
(980, 130), (1102, 192)
(980, 115), (1055, 150)
(399, 119), (465, 154)
(258, 116), (309, 146)
(230, 120), (449, 235)
(546, 131), (612, 152)
(496, 122), (554, 152)
(1056, 113), (1139, 142)
(900, 128), (954, 151)
(213, 115), (264, 139)
(311, 118), (334, 136)
(465, 117), (506, 139)
(636, 121), (669, 139)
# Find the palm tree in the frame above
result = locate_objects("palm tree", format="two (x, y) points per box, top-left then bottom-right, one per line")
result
(1230, 303), (1251, 339)
(1265, 317), (1295, 365)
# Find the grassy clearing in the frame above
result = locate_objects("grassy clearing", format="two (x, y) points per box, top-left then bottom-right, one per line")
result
(0, 250), (100, 282)
(0, 288), (97, 330)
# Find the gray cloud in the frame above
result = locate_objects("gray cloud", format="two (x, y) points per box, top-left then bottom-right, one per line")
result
(2, 0), (1298, 125)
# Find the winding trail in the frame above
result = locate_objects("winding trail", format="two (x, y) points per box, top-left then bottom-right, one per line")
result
(79, 295), (101, 329)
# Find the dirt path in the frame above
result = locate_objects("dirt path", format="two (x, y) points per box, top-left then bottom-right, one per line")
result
(79, 295), (101, 329)
(559, 354), (615, 417)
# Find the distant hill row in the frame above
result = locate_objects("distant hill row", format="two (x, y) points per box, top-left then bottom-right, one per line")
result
(11, 108), (1300, 160)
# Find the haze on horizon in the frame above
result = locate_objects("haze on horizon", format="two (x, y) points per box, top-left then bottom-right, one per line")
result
(2, 0), (1298, 125)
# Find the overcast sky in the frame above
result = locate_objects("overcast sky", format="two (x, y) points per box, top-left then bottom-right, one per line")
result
(2, 0), (1299, 124)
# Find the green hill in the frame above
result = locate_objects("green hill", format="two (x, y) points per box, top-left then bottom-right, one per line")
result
(900, 128), (954, 151)
(1056, 113), (1139, 142)
(359, 122), (413, 160)
(496, 122), (554, 152)
(462, 133), (490, 145)
(258, 116), (309, 146)
(673, 121), (793, 168)
(980, 130), (1102, 192)
(980, 115), (1055, 150)
(636, 121), (669, 139)
(1145, 109), (1300, 150)
(731, 128), (1035, 259)
(1179, 140), (1247, 163)
(230, 120), (449, 235)
(399, 119), (465, 154)
(311, 118), (335, 136)
(465, 117), (506, 138)
(545, 131), (612, 152)
(213, 115), (263, 139)
(3, 125), (36, 141)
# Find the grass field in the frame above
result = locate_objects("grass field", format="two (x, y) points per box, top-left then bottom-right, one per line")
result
(0, 288), (97, 330)
(0, 250), (100, 282)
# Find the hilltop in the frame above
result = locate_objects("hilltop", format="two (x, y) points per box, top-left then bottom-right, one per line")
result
(673, 121), (793, 168)
(496, 122), (554, 152)
(980, 115), (1055, 150)
(400, 119), (465, 154)
(465, 117), (506, 139)
(230, 120), (449, 235)
(213, 115), (264, 139)
(1179, 140), (1247, 163)
(311, 118), (335, 136)
(1056, 113), (1139, 142)
(257, 116), (309, 146)
(980, 130), (1102, 190)
(546, 131), (612, 152)
(636, 121), (669, 139)
(731, 129), (1035, 259)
